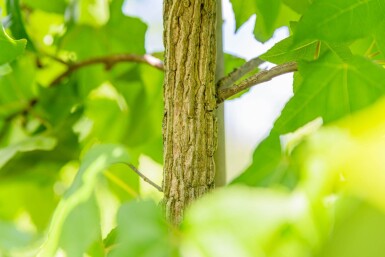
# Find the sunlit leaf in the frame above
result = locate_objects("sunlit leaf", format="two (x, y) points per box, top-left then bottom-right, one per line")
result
(183, 186), (322, 257)
(261, 37), (327, 64)
(230, 0), (281, 42)
(294, 0), (385, 44)
(275, 53), (385, 133)
(282, 0), (310, 14)
(318, 198), (385, 257)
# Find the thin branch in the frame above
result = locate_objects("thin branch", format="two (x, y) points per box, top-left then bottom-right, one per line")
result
(216, 57), (265, 89)
(217, 61), (298, 103)
(50, 54), (164, 87)
(125, 163), (163, 192)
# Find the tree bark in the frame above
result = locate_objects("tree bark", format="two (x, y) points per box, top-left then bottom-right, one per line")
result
(162, 0), (217, 224)
(214, 0), (226, 187)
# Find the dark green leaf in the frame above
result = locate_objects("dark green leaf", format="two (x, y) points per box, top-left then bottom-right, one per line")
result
(231, 131), (297, 188)
(5, 0), (35, 50)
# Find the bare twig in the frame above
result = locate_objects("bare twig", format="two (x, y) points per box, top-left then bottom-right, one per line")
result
(50, 54), (164, 87)
(125, 163), (163, 192)
(217, 61), (298, 103)
(216, 57), (265, 89)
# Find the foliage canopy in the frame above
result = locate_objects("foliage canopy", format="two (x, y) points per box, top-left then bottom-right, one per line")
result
(1, 0), (385, 256)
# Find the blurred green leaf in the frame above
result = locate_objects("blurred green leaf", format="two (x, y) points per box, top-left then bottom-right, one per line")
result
(0, 221), (33, 252)
(0, 63), (12, 76)
(0, 22), (26, 65)
(0, 135), (56, 168)
(5, 0), (35, 50)
(69, 0), (109, 27)
(183, 186), (323, 257)
(317, 198), (385, 257)
(22, 0), (66, 14)
(38, 144), (131, 257)
(109, 200), (178, 257)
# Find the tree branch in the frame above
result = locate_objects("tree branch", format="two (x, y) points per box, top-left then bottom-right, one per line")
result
(125, 163), (163, 192)
(217, 61), (298, 103)
(216, 57), (265, 89)
(50, 54), (164, 87)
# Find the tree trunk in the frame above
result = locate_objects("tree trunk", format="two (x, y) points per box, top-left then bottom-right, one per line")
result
(162, 0), (217, 224)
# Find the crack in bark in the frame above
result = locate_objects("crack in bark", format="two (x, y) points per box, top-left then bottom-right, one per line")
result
(163, 0), (217, 225)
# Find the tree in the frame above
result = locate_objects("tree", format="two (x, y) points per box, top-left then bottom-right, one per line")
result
(2, 0), (385, 256)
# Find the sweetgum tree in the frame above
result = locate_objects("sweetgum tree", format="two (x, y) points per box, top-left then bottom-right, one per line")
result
(2, 0), (385, 256)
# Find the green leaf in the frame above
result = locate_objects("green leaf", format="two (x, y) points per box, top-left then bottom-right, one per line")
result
(294, 0), (385, 44)
(224, 54), (246, 76)
(109, 200), (177, 257)
(0, 177), (58, 231)
(6, 0), (35, 51)
(230, 0), (281, 42)
(231, 131), (295, 188)
(61, 0), (146, 59)
(318, 198), (385, 257)
(0, 221), (33, 252)
(22, 0), (66, 14)
(373, 21), (385, 59)
(183, 186), (322, 257)
(0, 63), (12, 76)
(0, 23), (26, 65)
(0, 56), (37, 116)
(0, 135), (57, 169)
(58, 0), (146, 95)
(70, 0), (109, 27)
(37, 144), (131, 257)
(282, 0), (311, 14)
(260, 36), (327, 64)
(275, 54), (385, 133)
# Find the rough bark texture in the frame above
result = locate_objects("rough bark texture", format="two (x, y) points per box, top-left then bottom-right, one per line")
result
(162, 0), (217, 225)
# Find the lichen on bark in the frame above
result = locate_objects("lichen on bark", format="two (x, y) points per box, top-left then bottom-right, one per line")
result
(162, 0), (217, 224)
